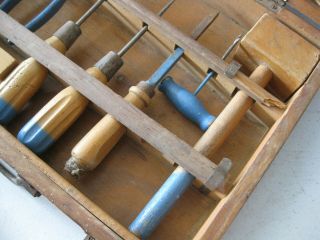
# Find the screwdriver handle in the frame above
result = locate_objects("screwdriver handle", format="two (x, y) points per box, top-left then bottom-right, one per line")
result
(66, 82), (152, 175)
(0, 0), (21, 13)
(18, 67), (107, 154)
(159, 76), (215, 131)
(25, 0), (65, 32)
(0, 36), (68, 124)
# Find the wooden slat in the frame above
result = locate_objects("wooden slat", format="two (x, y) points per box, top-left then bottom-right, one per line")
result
(0, 127), (123, 240)
(0, 11), (221, 189)
(109, 0), (286, 109)
(194, 61), (320, 240)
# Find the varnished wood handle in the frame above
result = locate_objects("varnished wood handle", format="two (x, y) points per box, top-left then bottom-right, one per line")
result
(66, 84), (151, 175)
(0, 36), (67, 124)
(195, 65), (273, 156)
(17, 67), (107, 154)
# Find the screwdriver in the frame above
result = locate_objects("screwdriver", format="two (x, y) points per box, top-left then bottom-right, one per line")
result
(1, 0), (65, 32)
(159, 35), (242, 131)
(17, 0), (175, 155)
(0, 0), (20, 13)
(65, 15), (216, 176)
(0, 0), (105, 125)
(129, 65), (272, 239)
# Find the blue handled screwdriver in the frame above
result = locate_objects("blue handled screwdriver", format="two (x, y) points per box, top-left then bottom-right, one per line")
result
(0, 0), (20, 13)
(159, 35), (242, 131)
(129, 64), (272, 240)
(1, 0), (65, 32)
(65, 14), (216, 176)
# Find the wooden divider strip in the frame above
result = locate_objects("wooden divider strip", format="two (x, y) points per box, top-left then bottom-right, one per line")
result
(0, 11), (220, 189)
(194, 61), (320, 239)
(109, 0), (286, 109)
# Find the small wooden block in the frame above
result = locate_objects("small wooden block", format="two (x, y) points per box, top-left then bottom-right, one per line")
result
(0, 47), (17, 81)
(235, 14), (320, 101)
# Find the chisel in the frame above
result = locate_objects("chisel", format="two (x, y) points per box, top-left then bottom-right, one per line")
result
(17, 0), (175, 155)
(1, 0), (65, 32)
(0, 0), (105, 124)
(129, 65), (272, 239)
(65, 15), (216, 175)
(159, 35), (242, 131)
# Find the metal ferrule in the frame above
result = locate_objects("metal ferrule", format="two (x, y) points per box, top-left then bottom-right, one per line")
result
(94, 51), (123, 81)
(53, 21), (81, 50)
(136, 81), (155, 98)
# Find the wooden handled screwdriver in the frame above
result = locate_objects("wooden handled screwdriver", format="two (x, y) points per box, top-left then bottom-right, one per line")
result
(65, 15), (216, 175)
(17, 0), (175, 155)
(159, 35), (242, 131)
(128, 65), (272, 239)
(1, 0), (65, 32)
(0, 0), (105, 124)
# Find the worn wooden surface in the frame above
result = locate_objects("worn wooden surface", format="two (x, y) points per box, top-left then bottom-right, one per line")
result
(0, 0), (318, 239)
(0, 10), (223, 190)
(236, 14), (320, 101)
(195, 61), (320, 240)
(0, 126), (128, 240)
(0, 47), (17, 80)
(109, 0), (286, 109)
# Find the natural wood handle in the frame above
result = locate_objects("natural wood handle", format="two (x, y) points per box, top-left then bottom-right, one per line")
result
(0, 36), (67, 112)
(195, 65), (272, 156)
(68, 85), (151, 174)
(28, 67), (107, 140)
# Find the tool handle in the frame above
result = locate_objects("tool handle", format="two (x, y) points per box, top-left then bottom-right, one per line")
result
(0, 36), (68, 124)
(17, 67), (107, 154)
(195, 65), (272, 157)
(159, 76), (215, 131)
(0, 0), (21, 13)
(66, 83), (151, 175)
(25, 0), (65, 32)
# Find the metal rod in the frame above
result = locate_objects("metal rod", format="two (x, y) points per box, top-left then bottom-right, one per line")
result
(117, 0), (175, 57)
(193, 34), (242, 95)
(75, 0), (105, 26)
(147, 14), (215, 87)
(147, 47), (184, 87)
(284, 2), (320, 31)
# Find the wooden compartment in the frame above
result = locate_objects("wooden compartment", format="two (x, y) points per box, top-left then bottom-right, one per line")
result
(0, 0), (319, 239)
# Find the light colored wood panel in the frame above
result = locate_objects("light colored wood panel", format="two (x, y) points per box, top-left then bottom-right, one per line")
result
(0, 47), (17, 80)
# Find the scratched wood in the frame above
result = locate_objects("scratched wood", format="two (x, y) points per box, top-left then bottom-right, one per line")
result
(0, 0), (319, 240)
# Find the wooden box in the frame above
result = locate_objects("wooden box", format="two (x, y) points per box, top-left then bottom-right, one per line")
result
(0, 0), (319, 239)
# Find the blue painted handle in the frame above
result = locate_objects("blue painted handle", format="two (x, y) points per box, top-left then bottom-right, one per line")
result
(129, 167), (194, 239)
(0, 0), (21, 13)
(159, 76), (215, 131)
(25, 0), (65, 32)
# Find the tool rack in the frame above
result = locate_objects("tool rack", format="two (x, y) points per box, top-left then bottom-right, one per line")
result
(0, 0), (319, 239)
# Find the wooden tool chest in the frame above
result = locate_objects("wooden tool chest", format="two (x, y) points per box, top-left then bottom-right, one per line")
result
(0, 0), (319, 239)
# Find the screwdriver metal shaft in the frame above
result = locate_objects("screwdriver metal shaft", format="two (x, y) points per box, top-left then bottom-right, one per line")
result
(0, 0), (104, 124)
(159, 35), (242, 131)
(18, 0), (174, 154)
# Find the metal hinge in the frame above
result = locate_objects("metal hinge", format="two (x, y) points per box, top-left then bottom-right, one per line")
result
(256, 0), (286, 12)
(84, 235), (95, 240)
(256, 0), (320, 30)
(225, 60), (242, 78)
(0, 159), (41, 197)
